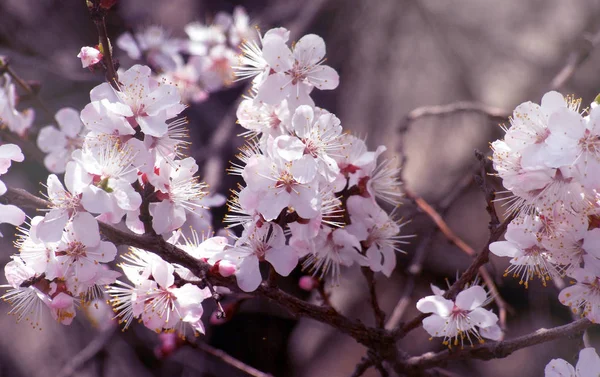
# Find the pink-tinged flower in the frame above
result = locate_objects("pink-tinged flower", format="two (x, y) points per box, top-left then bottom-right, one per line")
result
(0, 143), (25, 235)
(229, 6), (255, 47)
(49, 292), (76, 325)
(273, 105), (343, 183)
(416, 285), (501, 348)
(255, 33), (339, 110)
(1, 257), (50, 329)
(49, 213), (117, 282)
(77, 46), (103, 68)
(558, 256), (600, 323)
(116, 26), (184, 72)
(89, 65), (185, 137)
(545, 347), (600, 377)
(489, 216), (561, 288)
(344, 196), (409, 277)
(193, 45), (237, 92)
(242, 154), (319, 221)
(333, 134), (386, 191)
(108, 247), (210, 336)
(148, 157), (208, 234)
(233, 27), (289, 86)
(291, 226), (367, 281)
(236, 97), (290, 139)
(72, 139), (142, 222)
(0, 75), (35, 136)
(37, 107), (85, 173)
(36, 171), (85, 242)
(15, 216), (55, 274)
(216, 223), (298, 292)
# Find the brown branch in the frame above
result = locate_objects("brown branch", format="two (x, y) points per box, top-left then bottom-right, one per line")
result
(349, 357), (374, 377)
(190, 341), (274, 377)
(362, 267), (386, 329)
(401, 318), (592, 371)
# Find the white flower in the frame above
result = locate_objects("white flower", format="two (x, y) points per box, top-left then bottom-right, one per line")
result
(291, 226), (367, 281)
(193, 45), (236, 92)
(489, 216), (561, 288)
(416, 285), (501, 348)
(116, 26), (184, 72)
(236, 97), (290, 139)
(148, 157), (208, 234)
(256, 33), (339, 110)
(273, 105), (343, 183)
(72, 139), (142, 222)
(0, 74), (34, 136)
(233, 27), (290, 85)
(545, 347), (600, 377)
(50, 213), (117, 283)
(216, 223), (298, 292)
(77, 46), (102, 68)
(0, 143), (25, 235)
(1, 257), (50, 329)
(37, 107), (85, 173)
(344, 196), (409, 277)
(89, 65), (185, 137)
(558, 256), (600, 323)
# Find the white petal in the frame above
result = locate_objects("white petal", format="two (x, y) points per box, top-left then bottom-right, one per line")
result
(307, 65), (339, 90)
(55, 107), (83, 138)
(544, 359), (575, 377)
(235, 255), (261, 292)
(72, 212), (100, 247)
(293, 34), (325, 67)
(37, 126), (67, 153)
(416, 295), (453, 316)
(255, 73), (290, 105)
(265, 245), (298, 276)
(455, 285), (487, 310)
(468, 307), (498, 328)
(489, 241), (520, 258)
(421, 314), (449, 338)
(262, 37), (293, 72)
(576, 348), (600, 377)
(0, 204), (26, 228)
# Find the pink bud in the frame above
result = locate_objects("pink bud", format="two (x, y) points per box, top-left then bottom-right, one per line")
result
(299, 276), (318, 291)
(218, 260), (236, 277)
(77, 46), (103, 68)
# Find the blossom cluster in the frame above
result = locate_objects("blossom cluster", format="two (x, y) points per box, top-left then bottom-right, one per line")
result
(2, 63), (222, 335)
(488, 92), (600, 321)
(114, 7), (254, 104)
(1, 21), (410, 340)
(220, 26), (408, 292)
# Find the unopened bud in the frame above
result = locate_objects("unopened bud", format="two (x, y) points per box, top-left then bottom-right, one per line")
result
(299, 275), (319, 291)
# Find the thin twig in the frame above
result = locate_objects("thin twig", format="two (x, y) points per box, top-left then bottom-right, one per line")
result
(55, 329), (115, 377)
(405, 188), (511, 329)
(190, 341), (274, 377)
(362, 267), (386, 328)
(349, 357), (373, 377)
(88, 1), (119, 87)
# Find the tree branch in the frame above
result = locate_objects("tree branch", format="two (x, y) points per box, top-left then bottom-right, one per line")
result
(401, 318), (592, 371)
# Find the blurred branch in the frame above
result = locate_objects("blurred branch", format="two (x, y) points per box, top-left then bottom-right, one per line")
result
(400, 318), (593, 371)
(190, 341), (274, 377)
(549, 28), (600, 91)
(55, 329), (115, 377)
(399, 102), (510, 134)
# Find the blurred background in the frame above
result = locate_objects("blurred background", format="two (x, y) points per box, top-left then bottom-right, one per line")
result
(2, 0), (600, 376)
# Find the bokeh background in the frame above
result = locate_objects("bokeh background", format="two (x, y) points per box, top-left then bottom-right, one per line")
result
(2, 0), (600, 376)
